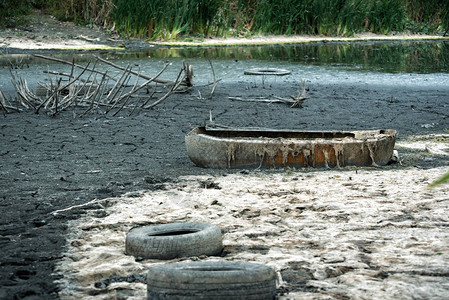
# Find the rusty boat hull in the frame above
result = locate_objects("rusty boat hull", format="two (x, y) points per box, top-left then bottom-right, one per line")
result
(185, 127), (397, 169)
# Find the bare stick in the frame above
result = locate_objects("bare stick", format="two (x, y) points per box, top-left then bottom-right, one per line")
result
(105, 64), (131, 103)
(33, 54), (116, 81)
(49, 198), (106, 216)
(183, 62), (194, 87)
(0, 89), (8, 115)
(144, 69), (185, 109)
(106, 71), (133, 113)
(43, 70), (89, 82)
(58, 60), (93, 95)
(206, 53), (218, 98)
(53, 78), (62, 114)
(291, 79), (307, 108)
(36, 61), (93, 114)
(139, 83), (158, 108)
(195, 79), (223, 87)
(69, 58), (75, 79)
(9, 69), (35, 109)
(94, 55), (174, 85)
(112, 69), (142, 116)
(228, 96), (295, 104)
(109, 63), (171, 112)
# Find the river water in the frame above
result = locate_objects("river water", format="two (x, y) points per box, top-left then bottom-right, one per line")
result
(1, 40), (449, 92)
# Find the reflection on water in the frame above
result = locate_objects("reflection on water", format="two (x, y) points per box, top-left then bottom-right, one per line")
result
(1, 40), (448, 74)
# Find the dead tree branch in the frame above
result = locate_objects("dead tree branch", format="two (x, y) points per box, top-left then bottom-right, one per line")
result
(291, 79), (307, 108)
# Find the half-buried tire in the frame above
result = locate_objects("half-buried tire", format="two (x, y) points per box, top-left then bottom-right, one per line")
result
(244, 68), (291, 76)
(125, 222), (223, 259)
(147, 261), (277, 300)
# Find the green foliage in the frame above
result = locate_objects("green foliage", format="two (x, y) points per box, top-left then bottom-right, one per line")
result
(367, 0), (406, 34)
(113, 0), (226, 39)
(226, 0), (408, 37)
(430, 170), (449, 187)
(1, 0), (448, 38)
(0, 0), (33, 28)
(43, 0), (113, 25)
(405, 0), (449, 32)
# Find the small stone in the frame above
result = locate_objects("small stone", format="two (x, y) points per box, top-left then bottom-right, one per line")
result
(321, 254), (346, 264)
(33, 219), (47, 227)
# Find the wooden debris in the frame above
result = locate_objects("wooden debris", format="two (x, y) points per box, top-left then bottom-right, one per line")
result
(205, 52), (219, 98)
(0, 89), (9, 115)
(229, 80), (308, 108)
(228, 96), (295, 104)
(8, 55), (190, 116)
(291, 79), (307, 108)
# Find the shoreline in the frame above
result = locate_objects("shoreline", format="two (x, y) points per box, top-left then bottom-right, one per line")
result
(1, 11), (447, 51)
(149, 34), (449, 47)
(1, 32), (448, 52)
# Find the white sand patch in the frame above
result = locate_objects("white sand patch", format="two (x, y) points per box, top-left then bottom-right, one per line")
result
(150, 34), (449, 47)
(397, 134), (449, 156)
(0, 38), (120, 50)
(55, 165), (449, 299)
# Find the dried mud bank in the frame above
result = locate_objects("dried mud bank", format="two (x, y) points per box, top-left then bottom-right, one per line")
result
(56, 167), (449, 299)
(1, 48), (449, 299)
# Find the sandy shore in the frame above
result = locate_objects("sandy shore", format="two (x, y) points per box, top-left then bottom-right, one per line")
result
(56, 167), (449, 299)
(149, 33), (449, 47)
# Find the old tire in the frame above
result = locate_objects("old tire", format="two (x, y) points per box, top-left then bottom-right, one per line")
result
(147, 261), (277, 300)
(244, 68), (291, 76)
(125, 222), (223, 259)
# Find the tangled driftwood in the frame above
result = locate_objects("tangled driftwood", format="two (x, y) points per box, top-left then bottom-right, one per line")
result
(7, 54), (193, 116)
(229, 79), (308, 108)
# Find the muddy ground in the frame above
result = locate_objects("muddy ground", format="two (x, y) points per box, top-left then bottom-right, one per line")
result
(1, 73), (449, 299)
(1, 11), (449, 300)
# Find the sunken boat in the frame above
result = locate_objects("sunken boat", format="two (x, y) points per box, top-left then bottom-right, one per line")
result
(185, 126), (397, 169)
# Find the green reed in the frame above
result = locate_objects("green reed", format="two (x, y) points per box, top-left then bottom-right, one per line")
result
(0, 0), (32, 27)
(248, 0), (407, 36)
(404, 0), (449, 33)
(113, 0), (225, 39)
(3, 0), (448, 38)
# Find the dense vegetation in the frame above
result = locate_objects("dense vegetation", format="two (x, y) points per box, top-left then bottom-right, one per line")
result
(1, 0), (448, 39)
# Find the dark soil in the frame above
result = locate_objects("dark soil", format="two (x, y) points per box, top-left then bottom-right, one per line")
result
(1, 58), (449, 299)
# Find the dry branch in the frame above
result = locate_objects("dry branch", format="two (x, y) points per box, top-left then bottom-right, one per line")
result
(291, 79), (307, 108)
(228, 80), (308, 108)
(144, 68), (186, 109)
(94, 55), (174, 85)
(206, 56), (218, 98)
(0, 89), (8, 115)
(9, 55), (191, 116)
(228, 96), (295, 104)
(33, 54), (115, 81)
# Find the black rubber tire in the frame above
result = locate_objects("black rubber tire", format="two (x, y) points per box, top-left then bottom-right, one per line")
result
(244, 68), (291, 76)
(147, 261), (277, 300)
(125, 222), (223, 259)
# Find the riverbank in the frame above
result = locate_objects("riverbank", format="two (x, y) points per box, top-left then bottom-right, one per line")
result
(1, 10), (448, 52)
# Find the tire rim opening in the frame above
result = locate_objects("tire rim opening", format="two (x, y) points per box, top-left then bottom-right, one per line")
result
(244, 68), (291, 76)
(184, 267), (243, 272)
(148, 230), (199, 236)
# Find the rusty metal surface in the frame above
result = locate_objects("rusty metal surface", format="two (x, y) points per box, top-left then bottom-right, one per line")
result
(185, 127), (397, 169)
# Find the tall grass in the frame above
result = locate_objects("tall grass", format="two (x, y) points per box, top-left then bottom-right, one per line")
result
(404, 0), (449, 33)
(249, 0), (406, 36)
(368, 0), (406, 34)
(42, 0), (113, 25)
(0, 0), (32, 27)
(113, 0), (225, 39)
(2, 0), (448, 38)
